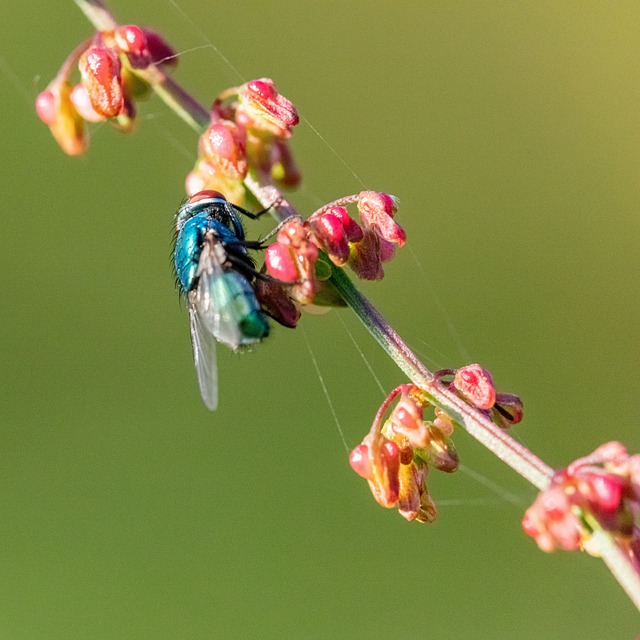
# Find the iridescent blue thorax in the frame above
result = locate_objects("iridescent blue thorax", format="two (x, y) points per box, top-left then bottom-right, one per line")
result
(174, 198), (246, 292)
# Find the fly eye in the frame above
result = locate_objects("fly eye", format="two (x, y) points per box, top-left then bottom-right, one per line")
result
(188, 190), (226, 204)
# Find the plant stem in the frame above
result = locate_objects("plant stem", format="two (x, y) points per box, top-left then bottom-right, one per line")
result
(75, 0), (640, 612)
(329, 267), (553, 489)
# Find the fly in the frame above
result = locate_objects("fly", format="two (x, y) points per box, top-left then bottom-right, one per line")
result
(174, 190), (270, 410)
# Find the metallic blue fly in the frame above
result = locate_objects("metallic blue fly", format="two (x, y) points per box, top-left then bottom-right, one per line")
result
(174, 190), (270, 410)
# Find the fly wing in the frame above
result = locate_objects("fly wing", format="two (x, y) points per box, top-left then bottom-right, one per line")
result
(188, 296), (218, 411)
(194, 239), (244, 349)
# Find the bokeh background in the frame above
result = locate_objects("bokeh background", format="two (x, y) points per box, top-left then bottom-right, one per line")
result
(1, 1), (639, 638)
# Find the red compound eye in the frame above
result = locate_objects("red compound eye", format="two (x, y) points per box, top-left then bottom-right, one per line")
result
(187, 190), (226, 204)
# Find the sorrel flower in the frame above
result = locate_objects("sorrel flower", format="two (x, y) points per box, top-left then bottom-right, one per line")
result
(202, 78), (301, 196)
(36, 80), (87, 155)
(436, 365), (523, 430)
(37, 24), (177, 154)
(523, 442), (640, 557)
(349, 384), (459, 522)
(263, 191), (405, 307)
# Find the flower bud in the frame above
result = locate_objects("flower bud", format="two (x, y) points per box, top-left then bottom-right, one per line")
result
(114, 25), (151, 68)
(453, 364), (496, 410)
(237, 78), (299, 137)
(265, 243), (298, 282)
(491, 393), (523, 428)
(349, 444), (371, 479)
(79, 45), (124, 118)
(265, 220), (319, 304)
(389, 393), (429, 448)
(368, 439), (401, 508)
(69, 83), (105, 122)
(349, 230), (384, 280)
(200, 120), (247, 179)
(329, 206), (363, 243)
(357, 191), (406, 246)
(308, 212), (350, 266)
(36, 82), (86, 155)
(397, 459), (427, 521)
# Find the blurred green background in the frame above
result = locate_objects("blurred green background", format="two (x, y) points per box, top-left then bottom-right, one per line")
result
(1, 1), (639, 637)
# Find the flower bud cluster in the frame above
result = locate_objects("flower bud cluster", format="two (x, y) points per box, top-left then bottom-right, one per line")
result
(436, 364), (523, 429)
(187, 79), (300, 204)
(523, 442), (640, 556)
(36, 25), (176, 154)
(349, 384), (459, 522)
(263, 191), (406, 309)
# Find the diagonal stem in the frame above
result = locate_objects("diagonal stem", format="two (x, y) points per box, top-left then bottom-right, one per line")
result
(74, 0), (640, 612)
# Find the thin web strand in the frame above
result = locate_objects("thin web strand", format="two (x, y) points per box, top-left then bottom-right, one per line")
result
(408, 244), (472, 363)
(301, 327), (350, 454)
(337, 312), (386, 396)
(168, 0), (246, 82)
(0, 53), (36, 104)
(459, 463), (530, 509)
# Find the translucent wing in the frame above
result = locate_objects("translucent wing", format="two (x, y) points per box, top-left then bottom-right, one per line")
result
(195, 239), (249, 350)
(188, 296), (218, 411)
(196, 269), (246, 349)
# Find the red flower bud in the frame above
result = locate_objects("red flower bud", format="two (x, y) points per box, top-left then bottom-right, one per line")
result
(114, 25), (151, 69)
(309, 213), (350, 266)
(79, 45), (124, 118)
(329, 206), (363, 242)
(237, 78), (299, 137)
(349, 444), (371, 479)
(453, 364), (496, 410)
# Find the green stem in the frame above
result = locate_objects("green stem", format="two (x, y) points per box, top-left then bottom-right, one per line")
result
(75, 0), (640, 613)
(329, 267), (553, 490)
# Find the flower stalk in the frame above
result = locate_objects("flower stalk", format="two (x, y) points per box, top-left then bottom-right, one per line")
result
(64, 0), (640, 612)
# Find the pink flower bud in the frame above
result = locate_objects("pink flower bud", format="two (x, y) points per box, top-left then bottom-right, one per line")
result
(357, 191), (406, 247)
(390, 394), (429, 448)
(309, 213), (350, 266)
(584, 473), (625, 514)
(349, 444), (371, 479)
(329, 206), (363, 243)
(114, 25), (151, 68)
(79, 45), (124, 118)
(453, 364), (496, 410)
(200, 120), (247, 179)
(265, 243), (298, 282)
(36, 82), (86, 156)
(35, 90), (56, 125)
(237, 78), (299, 137)
(70, 83), (105, 122)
